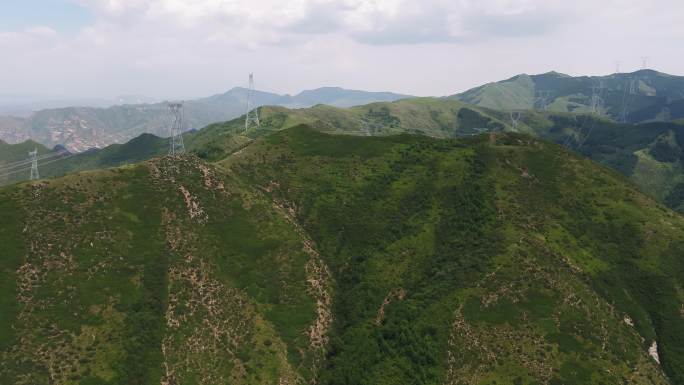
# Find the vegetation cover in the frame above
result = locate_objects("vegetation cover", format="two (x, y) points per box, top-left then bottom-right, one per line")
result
(1, 124), (683, 384)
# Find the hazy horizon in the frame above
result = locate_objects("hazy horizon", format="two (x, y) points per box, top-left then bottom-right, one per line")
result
(2, 0), (683, 99)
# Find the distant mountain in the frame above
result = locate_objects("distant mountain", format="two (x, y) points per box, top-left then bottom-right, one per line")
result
(0, 87), (410, 152)
(286, 87), (412, 108)
(451, 69), (684, 123)
(0, 94), (120, 117)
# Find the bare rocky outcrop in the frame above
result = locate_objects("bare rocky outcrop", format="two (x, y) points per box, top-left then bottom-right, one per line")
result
(649, 341), (661, 364)
(375, 288), (406, 325)
(178, 185), (208, 223)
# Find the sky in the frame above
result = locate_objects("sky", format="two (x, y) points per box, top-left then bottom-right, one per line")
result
(1, 0), (683, 99)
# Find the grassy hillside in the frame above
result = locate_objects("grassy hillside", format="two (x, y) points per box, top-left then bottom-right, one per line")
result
(190, 99), (512, 161)
(2, 126), (683, 384)
(223, 126), (684, 384)
(192, 99), (684, 213)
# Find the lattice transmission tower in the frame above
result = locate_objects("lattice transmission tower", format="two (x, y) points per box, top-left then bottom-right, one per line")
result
(590, 82), (605, 114)
(509, 111), (522, 130)
(168, 102), (185, 156)
(245, 73), (260, 131)
(29, 149), (39, 180)
(535, 90), (551, 111)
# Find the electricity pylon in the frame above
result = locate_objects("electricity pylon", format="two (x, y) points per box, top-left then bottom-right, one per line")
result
(168, 102), (185, 156)
(509, 111), (522, 130)
(245, 73), (260, 132)
(590, 82), (605, 114)
(535, 90), (551, 111)
(629, 77), (638, 95)
(29, 149), (39, 180)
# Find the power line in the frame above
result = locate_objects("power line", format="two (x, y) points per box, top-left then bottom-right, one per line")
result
(0, 150), (67, 171)
(0, 152), (77, 181)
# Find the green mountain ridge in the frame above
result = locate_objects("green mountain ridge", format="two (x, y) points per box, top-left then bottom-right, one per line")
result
(451, 70), (684, 124)
(1, 126), (683, 384)
(191, 99), (684, 213)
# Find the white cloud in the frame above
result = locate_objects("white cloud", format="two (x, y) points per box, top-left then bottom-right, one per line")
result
(72, 0), (586, 44)
(1, 0), (683, 99)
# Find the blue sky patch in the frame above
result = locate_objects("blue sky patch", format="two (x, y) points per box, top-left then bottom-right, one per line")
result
(0, 0), (93, 33)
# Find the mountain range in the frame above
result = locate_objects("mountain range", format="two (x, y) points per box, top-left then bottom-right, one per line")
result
(0, 87), (410, 152)
(3, 69), (684, 154)
(189, 98), (684, 213)
(5, 96), (684, 215)
(452, 69), (684, 123)
(1, 124), (683, 384)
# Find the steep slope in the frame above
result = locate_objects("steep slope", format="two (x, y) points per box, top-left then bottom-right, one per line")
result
(452, 70), (684, 123)
(224, 126), (684, 384)
(0, 87), (410, 152)
(0, 155), (329, 385)
(1, 127), (683, 384)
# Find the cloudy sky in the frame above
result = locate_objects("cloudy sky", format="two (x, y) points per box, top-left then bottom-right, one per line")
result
(1, 0), (683, 99)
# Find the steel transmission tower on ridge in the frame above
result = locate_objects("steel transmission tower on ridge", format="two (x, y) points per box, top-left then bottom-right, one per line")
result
(168, 102), (185, 156)
(245, 73), (260, 131)
(534, 90), (551, 111)
(509, 111), (522, 130)
(29, 149), (39, 180)
(590, 82), (605, 114)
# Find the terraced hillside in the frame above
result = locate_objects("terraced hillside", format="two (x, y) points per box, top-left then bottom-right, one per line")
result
(1, 126), (683, 384)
